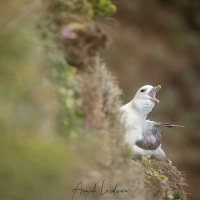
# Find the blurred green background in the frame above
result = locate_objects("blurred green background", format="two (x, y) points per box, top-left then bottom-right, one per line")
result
(0, 1), (118, 200)
(0, 1), (73, 200)
(103, 0), (200, 199)
(0, 0), (200, 200)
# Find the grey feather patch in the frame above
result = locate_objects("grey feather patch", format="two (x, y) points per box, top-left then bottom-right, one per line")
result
(135, 120), (161, 150)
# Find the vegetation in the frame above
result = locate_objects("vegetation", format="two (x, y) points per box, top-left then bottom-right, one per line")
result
(139, 157), (187, 200)
(173, 191), (185, 200)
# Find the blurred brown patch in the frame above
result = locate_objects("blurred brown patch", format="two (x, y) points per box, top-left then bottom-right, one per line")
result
(60, 23), (109, 69)
(77, 58), (122, 129)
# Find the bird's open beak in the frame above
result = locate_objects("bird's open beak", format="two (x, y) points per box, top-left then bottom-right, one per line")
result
(149, 85), (161, 103)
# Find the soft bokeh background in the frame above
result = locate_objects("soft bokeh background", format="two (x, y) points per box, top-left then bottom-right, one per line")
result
(103, 0), (200, 199)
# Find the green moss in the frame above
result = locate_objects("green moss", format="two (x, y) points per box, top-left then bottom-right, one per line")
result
(140, 156), (160, 176)
(173, 191), (185, 200)
(43, 0), (116, 22)
(89, 0), (117, 17)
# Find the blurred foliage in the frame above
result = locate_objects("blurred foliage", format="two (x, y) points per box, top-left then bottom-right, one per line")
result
(173, 191), (185, 200)
(89, 0), (117, 17)
(36, 0), (116, 134)
(37, 11), (83, 135)
(0, 0), (74, 199)
(43, 0), (116, 23)
(0, 0), (118, 199)
(0, 134), (72, 200)
(0, 1), (51, 135)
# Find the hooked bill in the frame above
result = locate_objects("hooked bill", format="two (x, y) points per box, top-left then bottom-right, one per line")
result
(149, 85), (161, 103)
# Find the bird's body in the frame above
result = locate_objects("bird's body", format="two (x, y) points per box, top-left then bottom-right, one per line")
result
(120, 85), (182, 164)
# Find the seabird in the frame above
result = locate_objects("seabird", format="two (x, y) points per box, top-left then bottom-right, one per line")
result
(120, 85), (184, 164)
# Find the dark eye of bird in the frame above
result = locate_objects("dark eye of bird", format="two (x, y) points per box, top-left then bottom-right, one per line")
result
(141, 89), (146, 92)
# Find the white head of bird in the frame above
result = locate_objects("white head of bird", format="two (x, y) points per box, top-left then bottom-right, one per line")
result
(132, 85), (161, 117)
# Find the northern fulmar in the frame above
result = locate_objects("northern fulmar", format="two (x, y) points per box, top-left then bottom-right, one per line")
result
(120, 85), (184, 164)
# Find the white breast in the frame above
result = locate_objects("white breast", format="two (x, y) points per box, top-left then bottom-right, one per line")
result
(120, 103), (144, 145)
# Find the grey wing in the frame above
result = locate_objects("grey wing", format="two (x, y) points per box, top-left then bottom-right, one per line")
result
(135, 120), (161, 150)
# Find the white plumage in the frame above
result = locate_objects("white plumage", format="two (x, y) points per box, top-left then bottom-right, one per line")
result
(120, 85), (172, 164)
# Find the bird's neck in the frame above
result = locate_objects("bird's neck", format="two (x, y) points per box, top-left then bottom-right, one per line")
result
(131, 99), (155, 119)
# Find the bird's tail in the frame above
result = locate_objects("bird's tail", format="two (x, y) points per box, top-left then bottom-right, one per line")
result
(155, 122), (185, 128)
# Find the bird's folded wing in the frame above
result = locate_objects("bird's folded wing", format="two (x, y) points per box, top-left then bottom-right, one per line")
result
(135, 120), (161, 150)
